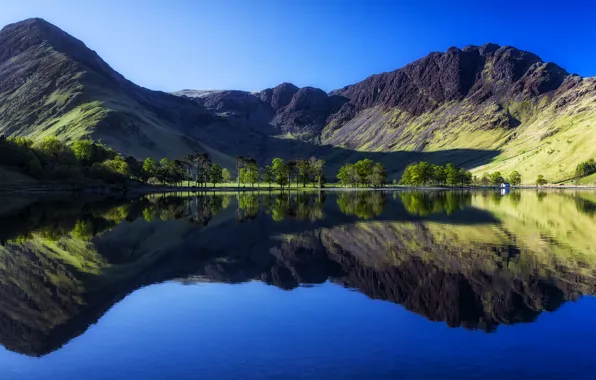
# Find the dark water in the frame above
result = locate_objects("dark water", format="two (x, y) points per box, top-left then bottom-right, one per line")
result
(1, 190), (596, 379)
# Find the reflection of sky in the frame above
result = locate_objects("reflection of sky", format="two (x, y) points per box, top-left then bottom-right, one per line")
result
(1, 281), (595, 380)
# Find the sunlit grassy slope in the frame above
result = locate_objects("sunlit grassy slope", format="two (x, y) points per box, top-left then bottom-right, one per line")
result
(322, 79), (596, 183)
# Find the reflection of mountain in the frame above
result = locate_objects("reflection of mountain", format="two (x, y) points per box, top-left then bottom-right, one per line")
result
(1, 191), (596, 356)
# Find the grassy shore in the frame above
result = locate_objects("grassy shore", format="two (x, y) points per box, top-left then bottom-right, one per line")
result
(3, 178), (596, 195)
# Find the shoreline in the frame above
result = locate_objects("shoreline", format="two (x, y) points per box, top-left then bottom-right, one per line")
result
(2, 183), (596, 196)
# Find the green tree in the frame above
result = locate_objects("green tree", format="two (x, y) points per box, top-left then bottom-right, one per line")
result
(197, 153), (212, 187)
(460, 169), (473, 186)
(310, 157), (325, 188)
(489, 172), (505, 186)
(479, 172), (491, 186)
(370, 162), (387, 187)
(209, 163), (223, 187)
(222, 168), (232, 183)
(143, 158), (159, 180)
(72, 140), (95, 164)
(103, 155), (131, 178)
(34, 136), (66, 157)
(337, 164), (351, 187)
(261, 165), (274, 188)
(433, 165), (447, 185)
(446, 163), (460, 186)
(354, 159), (374, 186)
(337, 163), (360, 187)
(245, 162), (259, 187)
(399, 164), (415, 185)
(157, 158), (185, 185)
(509, 171), (522, 186)
(272, 158), (289, 188)
(536, 175), (548, 186)
(574, 159), (596, 184)
(296, 160), (311, 187)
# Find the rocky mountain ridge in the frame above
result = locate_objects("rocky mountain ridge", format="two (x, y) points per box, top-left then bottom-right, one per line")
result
(1, 18), (595, 181)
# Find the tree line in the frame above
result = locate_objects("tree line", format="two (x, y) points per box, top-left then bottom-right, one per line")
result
(0, 136), (144, 183)
(398, 162), (551, 187)
(476, 171), (548, 186)
(399, 162), (473, 186)
(237, 156), (326, 188)
(336, 159), (387, 187)
(1, 135), (556, 188)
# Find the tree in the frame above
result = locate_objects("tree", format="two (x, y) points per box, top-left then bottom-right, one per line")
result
(354, 159), (374, 186)
(337, 163), (360, 187)
(310, 157), (325, 188)
(459, 169), (473, 186)
(575, 159), (596, 184)
(209, 163), (223, 187)
(244, 162), (259, 187)
(536, 175), (548, 186)
(509, 171), (522, 186)
(102, 155), (131, 178)
(272, 158), (289, 188)
(34, 137), (66, 157)
(222, 168), (232, 183)
(143, 158), (159, 180)
(296, 160), (311, 187)
(125, 156), (143, 180)
(399, 164), (415, 185)
(262, 165), (274, 188)
(236, 155), (247, 186)
(197, 153), (211, 187)
(433, 165), (447, 185)
(446, 163), (460, 186)
(72, 140), (95, 164)
(157, 158), (185, 185)
(287, 160), (298, 187)
(370, 162), (387, 187)
(337, 164), (352, 187)
(489, 172), (505, 186)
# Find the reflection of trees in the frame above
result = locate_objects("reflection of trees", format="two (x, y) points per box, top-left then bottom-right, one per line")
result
(295, 193), (326, 221)
(509, 191), (521, 206)
(0, 194), (234, 244)
(237, 193), (259, 222)
(337, 192), (387, 219)
(399, 191), (471, 216)
(574, 196), (596, 217)
(537, 191), (547, 202)
(259, 193), (326, 222)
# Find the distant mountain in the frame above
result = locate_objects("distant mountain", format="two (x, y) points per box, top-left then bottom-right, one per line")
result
(1, 18), (596, 180)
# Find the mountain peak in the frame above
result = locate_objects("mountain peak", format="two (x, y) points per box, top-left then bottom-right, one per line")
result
(0, 17), (112, 78)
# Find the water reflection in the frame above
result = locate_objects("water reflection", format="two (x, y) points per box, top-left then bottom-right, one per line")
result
(1, 190), (596, 356)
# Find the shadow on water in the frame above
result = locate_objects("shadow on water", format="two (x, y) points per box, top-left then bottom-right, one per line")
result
(1, 189), (596, 356)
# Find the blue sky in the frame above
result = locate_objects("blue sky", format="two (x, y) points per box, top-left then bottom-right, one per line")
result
(1, 0), (595, 92)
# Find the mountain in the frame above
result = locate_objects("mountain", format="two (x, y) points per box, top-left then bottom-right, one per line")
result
(0, 18), (233, 163)
(1, 18), (596, 181)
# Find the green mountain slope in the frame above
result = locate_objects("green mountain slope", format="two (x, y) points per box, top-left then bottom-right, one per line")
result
(1, 18), (595, 181)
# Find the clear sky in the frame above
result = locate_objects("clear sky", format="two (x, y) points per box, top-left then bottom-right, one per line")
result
(1, 0), (595, 92)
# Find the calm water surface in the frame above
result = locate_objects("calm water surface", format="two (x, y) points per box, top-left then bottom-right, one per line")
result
(1, 190), (596, 379)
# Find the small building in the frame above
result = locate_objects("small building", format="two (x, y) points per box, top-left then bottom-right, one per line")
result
(501, 183), (511, 188)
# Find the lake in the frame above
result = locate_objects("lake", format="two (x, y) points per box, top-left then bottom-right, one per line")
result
(1, 189), (596, 379)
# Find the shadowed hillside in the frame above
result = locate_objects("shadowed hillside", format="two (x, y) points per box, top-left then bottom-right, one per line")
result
(1, 18), (595, 181)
